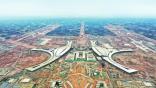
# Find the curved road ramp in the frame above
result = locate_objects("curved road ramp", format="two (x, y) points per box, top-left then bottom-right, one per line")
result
(91, 41), (137, 74)
(25, 41), (72, 71)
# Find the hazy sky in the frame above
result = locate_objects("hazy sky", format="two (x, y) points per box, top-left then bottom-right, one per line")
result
(0, 0), (156, 18)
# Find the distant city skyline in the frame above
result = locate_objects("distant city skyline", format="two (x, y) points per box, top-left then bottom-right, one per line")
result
(0, 0), (156, 18)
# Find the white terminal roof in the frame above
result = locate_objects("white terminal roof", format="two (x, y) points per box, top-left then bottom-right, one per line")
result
(91, 41), (137, 74)
(26, 41), (72, 71)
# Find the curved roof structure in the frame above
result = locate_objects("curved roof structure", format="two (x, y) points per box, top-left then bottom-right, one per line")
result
(25, 41), (72, 71)
(91, 41), (137, 74)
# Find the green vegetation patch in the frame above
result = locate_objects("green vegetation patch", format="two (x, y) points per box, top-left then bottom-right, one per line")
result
(101, 71), (107, 79)
(65, 58), (96, 62)
(60, 71), (67, 78)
